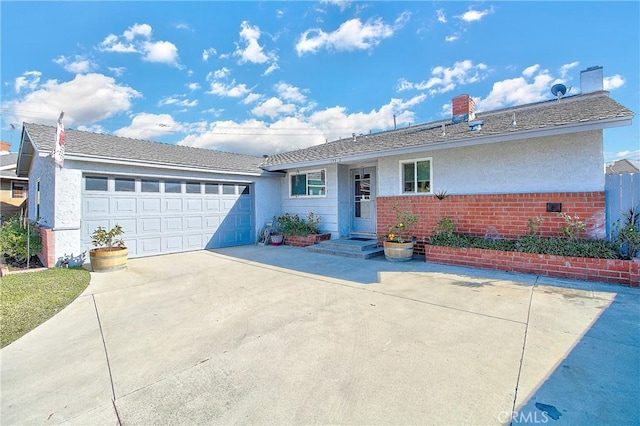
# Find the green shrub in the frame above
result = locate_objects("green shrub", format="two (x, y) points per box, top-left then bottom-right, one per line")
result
(613, 206), (640, 260)
(0, 216), (42, 264)
(273, 212), (321, 236)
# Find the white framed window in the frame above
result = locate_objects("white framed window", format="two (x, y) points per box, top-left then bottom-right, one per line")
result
(400, 158), (432, 194)
(290, 169), (326, 197)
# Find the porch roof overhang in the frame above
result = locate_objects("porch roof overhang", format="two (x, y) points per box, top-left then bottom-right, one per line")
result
(261, 115), (633, 172)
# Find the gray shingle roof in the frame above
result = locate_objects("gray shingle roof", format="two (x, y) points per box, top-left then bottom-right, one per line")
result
(0, 153), (18, 168)
(23, 123), (266, 174)
(263, 91), (634, 168)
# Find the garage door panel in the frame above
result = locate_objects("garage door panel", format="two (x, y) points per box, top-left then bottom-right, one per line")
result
(140, 217), (162, 233)
(83, 219), (109, 239)
(84, 198), (110, 216)
(140, 198), (161, 213)
(205, 199), (221, 212)
(112, 197), (136, 214)
(164, 217), (183, 232)
(236, 197), (252, 212)
(163, 235), (183, 251)
(165, 198), (182, 212)
(185, 216), (203, 231)
(139, 237), (162, 255)
(115, 218), (137, 235)
(186, 199), (203, 212)
(184, 234), (204, 250)
(204, 216), (220, 230)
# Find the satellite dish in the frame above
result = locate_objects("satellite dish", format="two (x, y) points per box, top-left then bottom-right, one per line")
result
(551, 83), (567, 100)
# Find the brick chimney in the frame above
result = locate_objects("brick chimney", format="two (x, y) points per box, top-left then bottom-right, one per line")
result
(452, 94), (475, 124)
(0, 141), (11, 154)
(580, 66), (603, 93)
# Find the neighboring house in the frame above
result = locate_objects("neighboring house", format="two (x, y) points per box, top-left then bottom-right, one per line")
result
(606, 159), (640, 174)
(0, 142), (28, 222)
(16, 67), (635, 267)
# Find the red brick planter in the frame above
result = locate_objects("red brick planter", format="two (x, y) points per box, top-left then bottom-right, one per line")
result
(284, 233), (331, 247)
(424, 245), (639, 287)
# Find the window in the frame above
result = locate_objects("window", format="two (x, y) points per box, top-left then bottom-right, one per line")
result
(401, 159), (431, 194)
(11, 182), (26, 199)
(114, 178), (135, 192)
(205, 183), (220, 194)
(141, 179), (160, 192)
(85, 176), (108, 191)
(239, 185), (250, 195)
(222, 184), (235, 195)
(290, 170), (326, 197)
(164, 180), (182, 193)
(186, 181), (201, 194)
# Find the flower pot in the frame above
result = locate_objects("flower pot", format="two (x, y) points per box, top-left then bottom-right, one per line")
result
(383, 241), (414, 262)
(270, 234), (284, 246)
(89, 247), (128, 272)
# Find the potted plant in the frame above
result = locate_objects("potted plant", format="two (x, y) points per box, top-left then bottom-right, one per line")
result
(270, 231), (284, 246)
(384, 202), (419, 261)
(89, 224), (128, 272)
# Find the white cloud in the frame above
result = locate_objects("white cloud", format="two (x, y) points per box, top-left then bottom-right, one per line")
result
(2, 73), (141, 127)
(242, 93), (263, 104)
(456, 8), (491, 22)
(560, 61), (579, 78)
(320, 0), (351, 11)
(234, 21), (271, 64)
(296, 16), (401, 55)
(108, 67), (126, 77)
(445, 35), (459, 42)
(437, 9), (447, 23)
(263, 63), (280, 76)
(99, 23), (181, 67)
(207, 81), (251, 98)
(187, 82), (201, 91)
(522, 64), (540, 77)
(397, 60), (489, 95)
(158, 95), (198, 108)
(114, 113), (183, 140)
(476, 66), (555, 111)
(123, 23), (152, 41)
(275, 82), (307, 103)
(142, 40), (179, 65)
(177, 95), (427, 156)
(54, 55), (96, 74)
(211, 67), (231, 80)
(252, 97), (297, 119)
(14, 71), (42, 93)
(604, 74), (625, 91)
(202, 47), (217, 61)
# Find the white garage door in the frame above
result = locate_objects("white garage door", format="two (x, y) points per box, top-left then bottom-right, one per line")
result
(81, 175), (253, 258)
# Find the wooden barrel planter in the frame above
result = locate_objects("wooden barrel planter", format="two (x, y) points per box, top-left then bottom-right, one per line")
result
(383, 241), (414, 262)
(89, 247), (128, 272)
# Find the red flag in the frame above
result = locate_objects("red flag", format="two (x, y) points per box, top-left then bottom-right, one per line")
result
(52, 112), (65, 167)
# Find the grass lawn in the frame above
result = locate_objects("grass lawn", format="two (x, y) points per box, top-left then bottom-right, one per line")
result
(0, 268), (90, 348)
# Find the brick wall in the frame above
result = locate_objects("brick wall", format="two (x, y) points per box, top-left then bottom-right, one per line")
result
(38, 226), (55, 267)
(284, 233), (331, 247)
(424, 245), (639, 287)
(377, 192), (606, 256)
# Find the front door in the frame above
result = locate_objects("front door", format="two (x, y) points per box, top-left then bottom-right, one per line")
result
(350, 167), (376, 235)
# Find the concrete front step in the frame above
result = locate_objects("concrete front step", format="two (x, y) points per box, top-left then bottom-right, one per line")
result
(305, 238), (385, 259)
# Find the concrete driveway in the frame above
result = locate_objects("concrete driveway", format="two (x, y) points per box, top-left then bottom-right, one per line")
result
(1, 246), (638, 425)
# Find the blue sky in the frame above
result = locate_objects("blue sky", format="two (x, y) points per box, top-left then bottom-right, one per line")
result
(1, 1), (638, 163)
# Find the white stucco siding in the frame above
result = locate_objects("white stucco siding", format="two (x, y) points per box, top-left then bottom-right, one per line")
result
(378, 131), (604, 196)
(279, 164), (339, 236)
(28, 154), (56, 226)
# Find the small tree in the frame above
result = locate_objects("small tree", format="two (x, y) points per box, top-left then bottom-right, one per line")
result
(0, 215), (42, 264)
(91, 224), (125, 249)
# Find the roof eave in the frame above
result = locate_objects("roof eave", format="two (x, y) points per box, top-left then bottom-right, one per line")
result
(16, 126), (38, 177)
(64, 153), (266, 177)
(262, 115), (634, 171)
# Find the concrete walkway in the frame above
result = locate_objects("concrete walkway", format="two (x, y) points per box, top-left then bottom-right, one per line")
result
(1, 246), (638, 425)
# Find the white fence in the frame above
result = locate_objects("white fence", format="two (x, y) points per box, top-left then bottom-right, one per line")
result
(605, 173), (640, 239)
